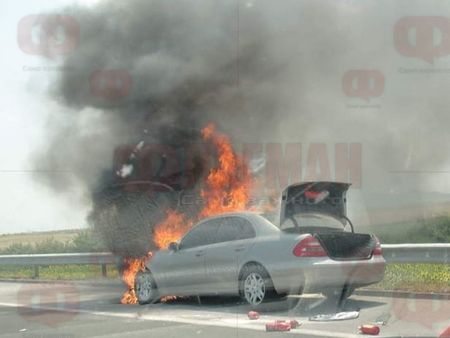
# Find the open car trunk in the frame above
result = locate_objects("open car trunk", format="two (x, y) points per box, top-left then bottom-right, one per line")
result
(280, 181), (377, 260)
(314, 232), (376, 260)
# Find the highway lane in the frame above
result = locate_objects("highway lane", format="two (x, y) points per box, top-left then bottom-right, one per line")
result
(0, 280), (448, 337)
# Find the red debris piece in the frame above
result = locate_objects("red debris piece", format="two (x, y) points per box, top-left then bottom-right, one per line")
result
(359, 324), (380, 335)
(248, 311), (260, 320)
(265, 320), (291, 332)
(440, 326), (450, 338)
(289, 320), (300, 329)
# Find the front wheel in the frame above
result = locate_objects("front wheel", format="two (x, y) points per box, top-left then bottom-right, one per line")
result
(135, 270), (158, 305)
(239, 264), (274, 309)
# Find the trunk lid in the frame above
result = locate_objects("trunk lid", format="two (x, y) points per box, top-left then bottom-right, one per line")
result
(280, 181), (378, 260)
(280, 181), (350, 225)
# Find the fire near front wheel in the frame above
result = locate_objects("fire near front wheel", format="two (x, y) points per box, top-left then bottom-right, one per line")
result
(135, 270), (158, 305)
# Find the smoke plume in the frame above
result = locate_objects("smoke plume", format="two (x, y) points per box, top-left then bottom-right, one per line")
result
(33, 0), (450, 254)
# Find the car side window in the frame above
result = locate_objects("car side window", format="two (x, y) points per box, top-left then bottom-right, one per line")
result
(179, 219), (220, 249)
(236, 218), (256, 239)
(234, 217), (256, 240)
(216, 217), (240, 243)
(215, 216), (256, 243)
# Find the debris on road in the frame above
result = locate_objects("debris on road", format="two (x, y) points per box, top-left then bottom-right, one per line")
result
(359, 324), (380, 335)
(265, 320), (291, 332)
(440, 326), (450, 338)
(289, 319), (301, 329)
(247, 311), (260, 320)
(309, 311), (360, 322)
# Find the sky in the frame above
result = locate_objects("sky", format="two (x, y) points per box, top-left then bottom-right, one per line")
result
(2, 0), (450, 234)
(0, 0), (102, 234)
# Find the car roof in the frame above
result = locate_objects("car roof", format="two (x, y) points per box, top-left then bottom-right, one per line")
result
(194, 211), (279, 235)
(196, 211), (263, 223)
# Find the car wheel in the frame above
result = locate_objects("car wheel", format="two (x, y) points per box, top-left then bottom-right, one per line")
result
(239, 264), (274, 309)
(135, 270), (157, 305)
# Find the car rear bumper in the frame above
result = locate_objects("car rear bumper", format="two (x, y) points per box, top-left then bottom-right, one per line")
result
(305, 255), (386, 290)
(268, 255), (386, 294)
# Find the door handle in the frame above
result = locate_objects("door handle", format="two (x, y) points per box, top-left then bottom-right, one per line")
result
(195, 250), (205, 257)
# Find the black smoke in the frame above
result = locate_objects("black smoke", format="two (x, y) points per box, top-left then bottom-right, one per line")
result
(33, 0), (450, 255)
(33, 0), (288, 256)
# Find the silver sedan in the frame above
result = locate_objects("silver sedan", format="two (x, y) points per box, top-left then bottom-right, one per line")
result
(135, 208), (385, 307)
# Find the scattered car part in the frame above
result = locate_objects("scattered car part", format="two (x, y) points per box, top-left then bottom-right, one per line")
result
(309, 311), (360, 321)
(247, 311), (260, 320)
(289, 320), (300, 329)
(359, 324), (380, 335)
(265, 320), (291, 332)
(440, 326), (450, 338)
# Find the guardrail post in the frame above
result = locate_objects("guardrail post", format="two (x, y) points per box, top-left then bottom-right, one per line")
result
(33, 265), (39, 279)
(101, 264), (107, 278)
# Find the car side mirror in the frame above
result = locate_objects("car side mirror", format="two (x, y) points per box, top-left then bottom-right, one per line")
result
(169, 242), (179, 252)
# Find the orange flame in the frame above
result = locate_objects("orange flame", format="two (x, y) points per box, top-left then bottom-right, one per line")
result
(153, 210), (193, 249)
(152, 123), (252, 248)
(121, 123), (253, 304)
(199, 123), (251, 217)
(120, 252), (152, 304)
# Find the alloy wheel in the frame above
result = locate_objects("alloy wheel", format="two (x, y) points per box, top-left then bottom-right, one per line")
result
(136, 272), (154, 302)
(243, 272), (266, 305)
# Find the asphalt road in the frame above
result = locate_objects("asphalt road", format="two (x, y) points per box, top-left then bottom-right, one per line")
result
(0, 280), (448, 338)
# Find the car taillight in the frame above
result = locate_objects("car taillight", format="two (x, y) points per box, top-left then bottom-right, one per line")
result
(372, 236), (382, 256)
(293, 235), (327, 257)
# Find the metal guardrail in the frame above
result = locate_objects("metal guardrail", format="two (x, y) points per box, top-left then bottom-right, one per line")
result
(0, 252), (120, 278)
(381, 244), (450, 264)
(0, 244), (448, 279)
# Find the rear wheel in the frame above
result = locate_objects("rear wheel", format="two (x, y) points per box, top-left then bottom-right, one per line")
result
(135, 270), (157, 305)
(239, 264), (274, 309)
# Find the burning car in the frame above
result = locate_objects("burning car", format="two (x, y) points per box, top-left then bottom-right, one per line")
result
(134, 181), (386, 308)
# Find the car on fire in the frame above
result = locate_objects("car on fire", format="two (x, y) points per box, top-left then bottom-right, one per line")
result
(135, 181), (386, 308)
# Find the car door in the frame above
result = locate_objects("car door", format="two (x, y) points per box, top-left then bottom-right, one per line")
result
(204, 216), (257, 294)
(151, 219), (220, 296)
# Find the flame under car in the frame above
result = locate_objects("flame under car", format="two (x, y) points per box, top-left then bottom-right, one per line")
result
(135, 182), (386, 308)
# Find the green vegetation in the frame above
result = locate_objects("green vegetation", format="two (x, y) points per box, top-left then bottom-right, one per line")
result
(370, 263), (450, 293)
(0, 230), (114, 280)
(0, 265), (119, 280)
(364, 216), (450, 244)
(0, 230), (107, 255)
(0, 229), (80, 250)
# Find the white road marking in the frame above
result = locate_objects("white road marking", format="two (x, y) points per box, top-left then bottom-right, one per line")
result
(0, 301), (364, 338)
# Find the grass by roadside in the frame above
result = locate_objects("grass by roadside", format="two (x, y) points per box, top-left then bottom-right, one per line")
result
(0, 230), (82, 250)
(0, 265), (119, 280)
(368, 263), (450, 293)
